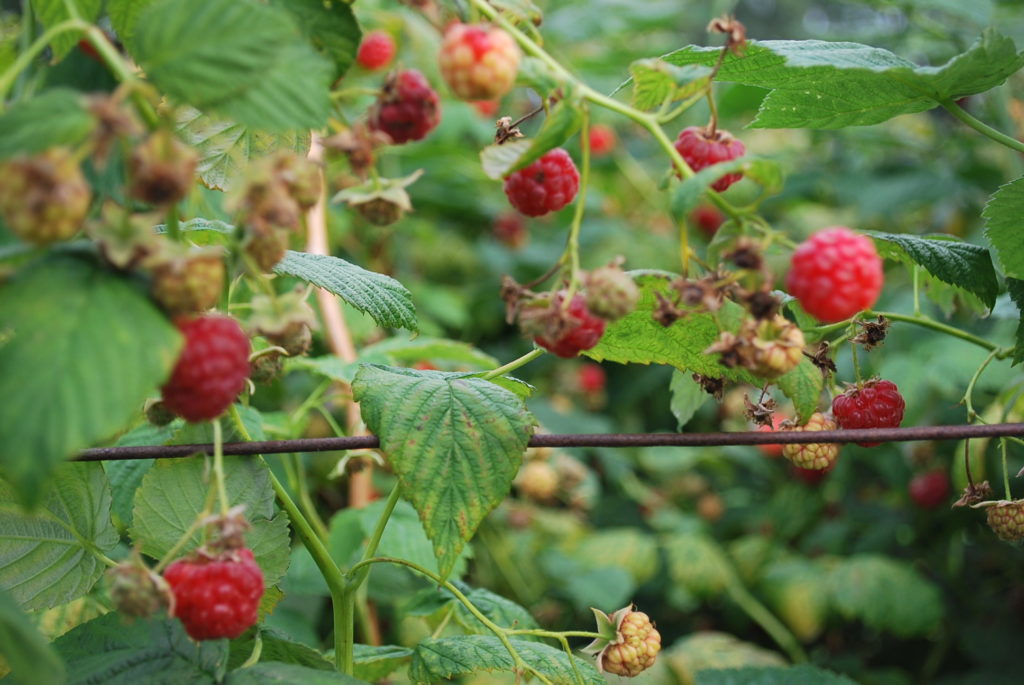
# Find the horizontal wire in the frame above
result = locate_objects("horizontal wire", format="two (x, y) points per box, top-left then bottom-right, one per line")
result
(74, 422), (1024, 461)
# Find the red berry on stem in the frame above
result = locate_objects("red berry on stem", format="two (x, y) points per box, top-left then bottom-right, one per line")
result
(493, 211), (527, 248)
(909, 470), (951, 509)
(357, 31), (396, 70)
(756, 413), (787, 458)
(161, 315), (251, 422)
(791, 463), (833, 485)
(439, 23), (520, 101)
(831, 378), (904, 447)
(786, 227), (883, 323)
(673, 126), (746, 191)
(578, 363), (607, 393)
(503, 148), (579, 217)
(472, 100), (500, 118)
(164, 548), (264, 641)
(533, 293), (606, 358)
(690, 205), (725, 237)
(368, 69), (441, 145)
(589, 124), (616, 156)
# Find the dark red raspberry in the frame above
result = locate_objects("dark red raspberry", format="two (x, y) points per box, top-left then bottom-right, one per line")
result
(909, 470), (951, 509)
(164, 548), (264, 641)
(589, 124), (616, 157)
(786, 227), (883, 323)
(503, 148), (579, 217)
(161, 315), (251, 422)
(578, 362), (606, 393)
(690, 205), (724, 237)
(368, 70), (441, 144)
(673, 126), (746, 191)
(831, 378), (904, 447)
(357, 31), (395, 70)
(533, 293), (606, 358)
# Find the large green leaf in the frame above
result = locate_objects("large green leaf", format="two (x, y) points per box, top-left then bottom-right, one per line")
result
(630, 59), (711, 111)
(130, 457), (290, 586)
(672, 157), (784, 213)
(663, 531), (734, 598)
(775, 356), (823, 423)
(107, 0), (157, 55)
(274, 251), (417, 332)
(1007, 278), (1024, 366)
(133, 0), (331, 131)
(983, 176), (1024, 281)
(0, 588), (65, 684)
(0, 89), (95, 160)
(583, 274), (754, 382)
(0, 463), (117, 612)
(0, 255), (181, 504)
(353, 644), (414, 683)
(352, 365), (533, 580)
(696, 665), (857, 685)
(53, 613), (227, 684)
(669, 369), (709, 429)
(663, 632), (785, 681)
(449, 583), (540, 637)
(225, 662), (368, 684)
(356, 498), (472, 579)
(663, 30), (1024, 128)
(268, 0), (361, 81)
(227, 626), (333, 671)
(869, 231), (999, 309)
(409, 636), (604, 685)
(829, 555), (943, 636)
(757, 559), (830, 642)
(176, 107), (310, 191)
(30, 0), (102, 59)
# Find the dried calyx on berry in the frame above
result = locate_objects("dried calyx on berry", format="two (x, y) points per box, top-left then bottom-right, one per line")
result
(851, 315), (890, 350)
(518, 290), (607, 358)
(368, 69), (441, 144)
(584, 259), (639, 321)
(439, 22), (521, 101)
(147, 244), (225, 316)
(704, 314), (804, 379)
(780, 412), (840, 471)
(107, 554), (173, 619)
(88, 201), (161, 270)
(249, 289), (318, 358)
(87, 95), (141, 165)
(129, 130), (198, 206)
(0, 147), (91, 245)
(323, 124), (391, 179)
(582, 605), (661, 677)
(334, 170), (423, 227)
(231, 151), (320, 234)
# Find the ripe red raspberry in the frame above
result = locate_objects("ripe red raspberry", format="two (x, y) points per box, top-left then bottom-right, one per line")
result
(503, 148), (579, 217)
(578, 363), (607, 394)
(986, 500), (1024, 542)
(532, 293), (607, 358)
(831, 379), (904, 447)
(781, 412), (840, 471)
(356, 31), (395, 70)
(438, 23), (520, 100)
(673, 126), (746, 191)
(493, 212), (527, 248)
(164, 548), (264, 641)
(690, 205), (724, 237)
(161, 315), (251, 422)
(756, 413), (787, 458)
(589, 124), (616, 157)
(908, 470), (950, 509)
(368, 69), (441, 145)
(786, 227), (883, 323)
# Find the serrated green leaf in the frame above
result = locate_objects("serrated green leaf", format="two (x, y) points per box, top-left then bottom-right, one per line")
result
(983, 176), (1024, 281)
(356, 498), (472, 579)
(696, 665), (857, 685)
(130, 457), (290, 585)
(0, 254), (181, 505)
(1007, 278), (1024, 366)
(268, 0), (360, 81)
(409, 636), (604, 685)
(361, 335), (499, 370)
(226, 662), (368, 684)
(353, 644), (414, 683)
(516, 56), (562, 96)
(0, 463), (117, 612)
(868, 231), (998, 309)
(569, 527), (660, 584)
(450, 584), (540, 636)
(480, 98), (583, 180)
(352, 365), (533, 580)
(0, 587), (66, 684)
(0, 89), (95, 160)
(663, 30), (1024, 128)
(830, 555), (943, 636)
(775, 356), (823, 423)
(107, 0), (156, 55)
(30, 0), (102, 59)
(663, 532), (734, 598)
(287, 355), (358, 383)
(757, 559), (830, 642)
(662, 632), (785, 682)
(53, 613), (227, 684)
(669, 369), (708, 429)
(227, 626), (333, 672)
(134, 0), (331, 131)
(176, 107), (310, 192)
(630, 59), (711, 110)
(672, 157), (783, 214)
(273, 252), (417, 332)
(583, 274), (754, 382)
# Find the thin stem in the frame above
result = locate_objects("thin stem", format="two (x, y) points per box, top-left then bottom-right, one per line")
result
(154, 515), (207, 572)
(166, 204), (182, 243)
(212, 419), (230, 515)
(561, 108), (591, 303)
(962, 348), (999, 421)
(480, 348), (545, 381)
(507, 629), (603, 640)
(942, 99), (1024, 155)
(873, 311), (1008, 356)
(850, 340), (863, 384)
(912, 266), (921, 317)
(726, 579), (808, 663)
(229, 406), (349, 671)
(292, 453), (329, 541)
(1000, 438), (1012, 500)
(0, 19), (88, 101)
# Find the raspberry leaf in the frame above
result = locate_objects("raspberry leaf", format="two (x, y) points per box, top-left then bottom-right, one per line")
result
(267, 0), (361, 81)
(0, 588), (66, 684)
(663, 30), (1024, 128)
(1006, 278), (1024, 366)
(0, 254), (181, 504)
(480, 96), (583, 179)
(31, 0), (103, 60)
(829, 555), (943, 637)
(629, 59), (711, 111)
(409, 635), (604, 685)
(226, 662), (369, 684)
(776, 356), (824, 424)
(663, 532), (735, 599)
(696, 665), (857, 685)
(868, 231), (998, 309)
(352, 365), (534, 580)
(353, 644), (415, 683)
(273, 251), (417, 332)
(0, 463), (118, 612)
(983, 176), (1024, 281)
(0, 89), (95, 160)
(672, 157), (784, 215)
(669, 370), (709, 429)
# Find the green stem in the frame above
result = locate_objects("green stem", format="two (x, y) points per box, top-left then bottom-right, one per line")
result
(229, 406), (349, 670)
(850, 340), (863, 384)
(480, 347), (545, 381)
(80, 26), (160, 128)
(166, 204), (182, 242)
(1000, 438), (1012, 501)
(0, 19), (88, 101)
(292, 453), (329, 541)
(726, 579), (808, 664)
(212, 419), (229, 515)
(912, 266), (921, 317)
(874, 311), (1008, 356)
(942, 99), (1024, 155)
(507, 629), (603, 640)
(962, 348), (998, 421)
(562, 108), (591, 303)
(154, 515), (207, 573)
